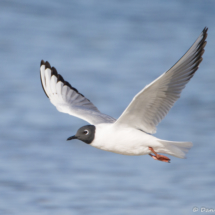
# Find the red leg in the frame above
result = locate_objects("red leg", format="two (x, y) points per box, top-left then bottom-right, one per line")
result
(148, 147), (170, 163)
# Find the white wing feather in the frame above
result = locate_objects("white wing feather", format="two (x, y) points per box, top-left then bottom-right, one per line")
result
(40, 61), (115, 125)
(115, 27), (208, 134)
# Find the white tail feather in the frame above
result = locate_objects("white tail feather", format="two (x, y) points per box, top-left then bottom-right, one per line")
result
(158, 140), (193, 158)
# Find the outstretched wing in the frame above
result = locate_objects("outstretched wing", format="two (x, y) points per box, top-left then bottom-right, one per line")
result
(115, 27), (208, 134)
(40, 60), (115, 125)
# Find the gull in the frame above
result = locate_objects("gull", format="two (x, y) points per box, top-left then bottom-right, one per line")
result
(40, 27), (207, 163)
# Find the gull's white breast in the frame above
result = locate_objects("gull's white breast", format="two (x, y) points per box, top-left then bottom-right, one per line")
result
(91, 123), (162, 155)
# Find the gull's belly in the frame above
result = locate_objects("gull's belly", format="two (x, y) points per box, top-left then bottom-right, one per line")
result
(91, 124), (160, 155)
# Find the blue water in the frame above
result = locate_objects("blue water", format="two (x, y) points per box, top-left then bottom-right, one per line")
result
(0, 1), (215, 214)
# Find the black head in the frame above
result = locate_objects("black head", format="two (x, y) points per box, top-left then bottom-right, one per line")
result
(67, 125), (96, 144)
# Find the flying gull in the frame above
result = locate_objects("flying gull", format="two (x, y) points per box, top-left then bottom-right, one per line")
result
(40, 27), (208, 163)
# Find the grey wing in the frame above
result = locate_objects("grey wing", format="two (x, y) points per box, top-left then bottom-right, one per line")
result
(40, 61), (115, 125)
(115, 27), (208, 134)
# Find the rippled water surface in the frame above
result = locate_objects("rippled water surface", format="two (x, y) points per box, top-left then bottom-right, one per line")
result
(0, 1), (215, 214)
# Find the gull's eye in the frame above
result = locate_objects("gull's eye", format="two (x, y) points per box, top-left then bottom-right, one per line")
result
(83, 130), (89, 135)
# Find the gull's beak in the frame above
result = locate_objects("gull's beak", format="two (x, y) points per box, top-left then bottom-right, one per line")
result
(67, 135), (77, 141)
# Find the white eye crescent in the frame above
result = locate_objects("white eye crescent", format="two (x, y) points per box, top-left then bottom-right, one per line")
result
(84, 130), (89, 135)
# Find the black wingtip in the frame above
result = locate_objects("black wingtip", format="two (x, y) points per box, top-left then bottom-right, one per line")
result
(39, 60), (89, 101)
(51, 67), (58, 77)
(41, 60), (45, 66)
(187, 27), (208, 78)
(40, 60), (51, 70)
(45, 61), (51, 70)
(57, 73), (65, 83)
(40, 60), (49, 98)
(202, 27), (208, 40)
(203, 27), (208, 34)
(200, 27), (208, 47)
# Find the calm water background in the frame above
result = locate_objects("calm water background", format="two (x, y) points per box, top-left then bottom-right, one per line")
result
(0, 1), (215, 214)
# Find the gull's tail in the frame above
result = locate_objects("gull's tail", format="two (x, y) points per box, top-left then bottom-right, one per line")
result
(157, 140), (193, 158)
